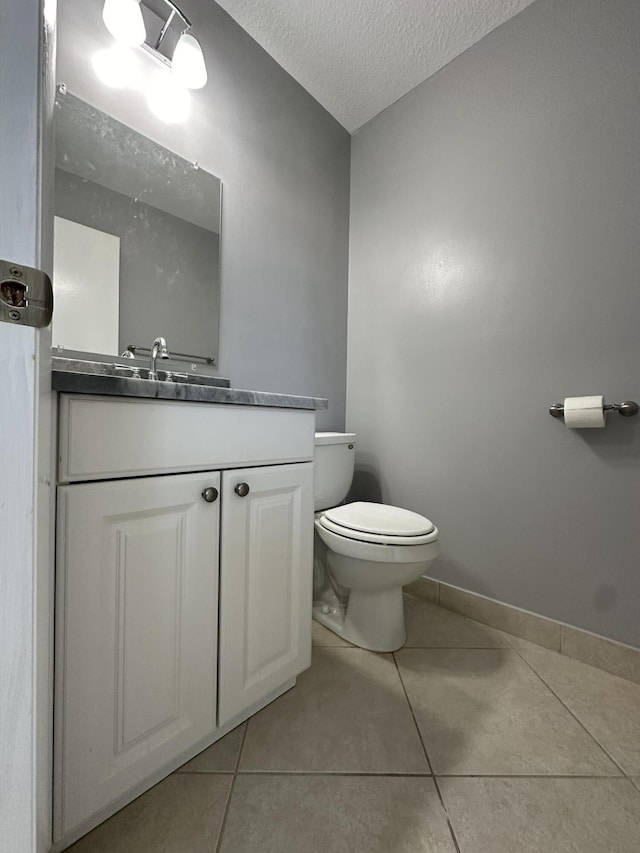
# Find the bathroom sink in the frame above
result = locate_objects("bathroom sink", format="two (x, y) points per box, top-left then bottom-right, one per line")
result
(51, 355), (327, 409)
(114, 364), (231, 387)
(51, 356), (231, 388)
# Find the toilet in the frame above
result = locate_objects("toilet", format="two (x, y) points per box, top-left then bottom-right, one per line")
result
(313, 432), (439, 652)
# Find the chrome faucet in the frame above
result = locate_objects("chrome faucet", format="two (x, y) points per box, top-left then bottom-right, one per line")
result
(149, 336), (169, 380)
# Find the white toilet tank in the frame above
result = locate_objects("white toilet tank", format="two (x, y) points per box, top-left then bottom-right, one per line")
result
(314, 432), (356, 511)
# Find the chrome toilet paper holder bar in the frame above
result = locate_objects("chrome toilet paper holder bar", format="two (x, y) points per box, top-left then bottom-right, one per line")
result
(549, 400), (639, 419)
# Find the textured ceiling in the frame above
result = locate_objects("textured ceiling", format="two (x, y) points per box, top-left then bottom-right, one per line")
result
(214, 0), (538, 132)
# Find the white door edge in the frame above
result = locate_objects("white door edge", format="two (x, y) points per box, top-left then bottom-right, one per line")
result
(0, 1), (56, 852)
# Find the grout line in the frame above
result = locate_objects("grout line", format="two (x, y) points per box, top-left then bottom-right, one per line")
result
(213, 774), (236, 853)
(178, 769), (238, 775)
(431, 776), (462, 853)
(188, 767), (640, 780)
(231, 770), (629, 779)
(509, 646), (629, 778)
(234, 722), (249, 773)
(431, 772), (630, 779)
(214, 725), (249, 853)
(392, 652), (434, 775)
(392, 652), (462, 853)
(235, 770), (435, 777)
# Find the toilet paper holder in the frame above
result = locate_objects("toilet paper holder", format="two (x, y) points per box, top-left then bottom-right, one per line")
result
(549, 400), (639, 419)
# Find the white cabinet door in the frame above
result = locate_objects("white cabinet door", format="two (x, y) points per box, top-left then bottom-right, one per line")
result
(218, 463), (314, 725)
(55, 472), (220, 839)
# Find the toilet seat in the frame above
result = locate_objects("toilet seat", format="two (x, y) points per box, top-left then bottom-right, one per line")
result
(318, 501), (437, 546)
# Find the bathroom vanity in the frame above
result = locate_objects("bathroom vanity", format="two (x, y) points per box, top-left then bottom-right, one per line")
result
(48, 73), (330, 851)
(52, 362), (326, 849)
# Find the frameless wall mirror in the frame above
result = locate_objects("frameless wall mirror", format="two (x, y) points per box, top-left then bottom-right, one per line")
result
(53, 89), (222, 364)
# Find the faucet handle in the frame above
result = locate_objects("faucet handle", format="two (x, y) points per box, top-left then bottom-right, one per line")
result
(114, 364), (134, 376)
(114, 363), (142, 380)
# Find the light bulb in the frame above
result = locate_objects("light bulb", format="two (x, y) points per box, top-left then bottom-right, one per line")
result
(102, 0), (146, 47)
(92, 46), (139, 88)
(172, 33), (207, 90)
(146, 72), (191, 123)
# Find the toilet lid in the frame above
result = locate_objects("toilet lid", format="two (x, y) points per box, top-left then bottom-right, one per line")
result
(322, 502), (436, 541)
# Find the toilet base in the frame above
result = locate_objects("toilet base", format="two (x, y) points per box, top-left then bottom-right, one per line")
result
(313, 585), (407, 652)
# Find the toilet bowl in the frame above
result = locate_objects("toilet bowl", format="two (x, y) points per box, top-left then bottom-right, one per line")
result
(313, 434), (439, 652)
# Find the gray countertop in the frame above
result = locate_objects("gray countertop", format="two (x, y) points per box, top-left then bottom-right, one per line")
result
(52, 358), (328, 411)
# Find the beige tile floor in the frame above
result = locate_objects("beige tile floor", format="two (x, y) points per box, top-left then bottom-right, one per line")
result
(69, 595), (640, 852)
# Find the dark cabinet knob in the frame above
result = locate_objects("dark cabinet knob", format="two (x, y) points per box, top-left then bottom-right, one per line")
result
(201, 486), (219, 503)
(234, 482), (250, 497)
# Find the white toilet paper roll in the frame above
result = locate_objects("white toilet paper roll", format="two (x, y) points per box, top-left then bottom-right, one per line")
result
(563, 395), (605, 428)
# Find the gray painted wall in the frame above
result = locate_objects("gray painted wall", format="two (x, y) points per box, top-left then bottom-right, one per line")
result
(55, 169), (220, 358)
(348, 0), (640, 646)
(56, 0), (350, 428)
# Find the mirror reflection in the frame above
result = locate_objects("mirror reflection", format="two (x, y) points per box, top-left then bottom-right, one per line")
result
(53, 90), (221, 363)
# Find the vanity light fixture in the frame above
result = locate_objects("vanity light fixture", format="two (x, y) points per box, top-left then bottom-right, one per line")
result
(172, 31), (207, 89)
(139, 0), (207, 90)
(102, 0), (146, 47)
(99, 0), (208, 116)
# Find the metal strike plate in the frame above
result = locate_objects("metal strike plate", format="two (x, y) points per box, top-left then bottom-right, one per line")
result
(0, 259), (53, 328)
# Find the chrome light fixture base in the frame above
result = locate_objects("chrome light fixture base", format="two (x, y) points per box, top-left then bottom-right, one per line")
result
(138, 0), (207, 88)
(139, 0), (191, 68)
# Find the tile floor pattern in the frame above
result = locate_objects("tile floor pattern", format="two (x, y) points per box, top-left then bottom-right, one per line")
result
(69, 595), (640, 852)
